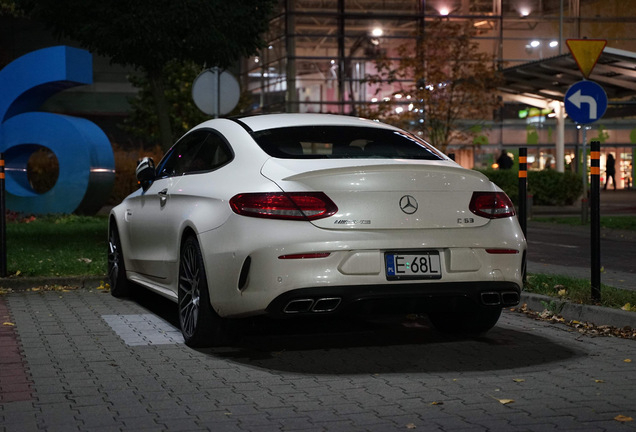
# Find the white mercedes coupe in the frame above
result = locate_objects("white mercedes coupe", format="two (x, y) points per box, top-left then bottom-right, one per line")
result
(108, 114), (526, 347)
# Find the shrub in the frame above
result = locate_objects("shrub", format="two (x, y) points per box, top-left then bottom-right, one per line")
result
(109, 144), (164, 205)
(528, 169), (583, 206)
(477, 169), (583, 206)
(26, 147), (58, 193)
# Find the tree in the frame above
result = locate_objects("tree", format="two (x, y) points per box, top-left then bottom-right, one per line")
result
(123, 60), (256, 147)
(0, 0), (20, 16)
(14, 0), (276, 150)
(122, 60), (210, 146)
(362, 18), (502, 154)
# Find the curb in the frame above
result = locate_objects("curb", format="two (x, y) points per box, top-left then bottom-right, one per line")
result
(520, 292), (636, 329)
(0, 276), (106, 292)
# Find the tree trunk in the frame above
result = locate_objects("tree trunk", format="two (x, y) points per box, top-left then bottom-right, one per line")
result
(147, 69), (174, 152)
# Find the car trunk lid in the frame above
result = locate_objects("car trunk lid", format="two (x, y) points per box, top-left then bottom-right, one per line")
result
(261, 159), (496, 230)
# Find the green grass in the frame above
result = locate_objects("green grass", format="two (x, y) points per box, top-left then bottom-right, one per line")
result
(532, 215), (636, 231)
(5, 214), (108, 277)
(525, 273), (636, 312)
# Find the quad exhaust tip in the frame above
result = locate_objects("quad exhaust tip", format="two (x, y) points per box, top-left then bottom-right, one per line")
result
(283, 297), (342, 314)
(480, 291), (520, 306)
(312, 297), (341, 312)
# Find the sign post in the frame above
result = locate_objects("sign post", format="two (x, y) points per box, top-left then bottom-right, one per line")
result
(565, 39), (607, 79)
(564, 39), (607, 302)
(564, 80), (608, 125)
(192, 68), (240, 118)
(564, 80), (607, 223)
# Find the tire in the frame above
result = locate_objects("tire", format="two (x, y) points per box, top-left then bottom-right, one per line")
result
(108, 223), (131, 298)
(178, 235), (234, 347)
(429, 305), (502, 335)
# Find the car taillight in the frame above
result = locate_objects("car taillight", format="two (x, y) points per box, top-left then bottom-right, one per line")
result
(469, 192), (516, 219)
(229, 192), (338, 221)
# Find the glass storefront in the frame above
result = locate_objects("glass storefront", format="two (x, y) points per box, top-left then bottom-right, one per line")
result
(241, 0), (636, 174)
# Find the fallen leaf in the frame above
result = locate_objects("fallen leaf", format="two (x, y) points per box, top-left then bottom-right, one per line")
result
(624, 359), (632, 363)
(621, 303), (632, 311)
(77, 258), (92, 264)
(406, 424), (416, 429)
(2, 322), (15, 326)
(615, 415), (633, 422)
(490, 395), (515, 405)
(512, 378), (525, 383)
(594, 379), (605, 383)
(430, 401), (443, 405)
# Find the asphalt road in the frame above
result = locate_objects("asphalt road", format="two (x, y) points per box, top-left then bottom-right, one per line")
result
(526, 220), (636, 290)
(527, 221), (636, 273)
(1, 287), (635, 431)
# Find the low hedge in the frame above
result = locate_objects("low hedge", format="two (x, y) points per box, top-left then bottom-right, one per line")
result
(477, 169), (583, 206)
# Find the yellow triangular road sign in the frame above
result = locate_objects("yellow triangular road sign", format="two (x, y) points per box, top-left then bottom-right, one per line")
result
(566, 39), (607, 79)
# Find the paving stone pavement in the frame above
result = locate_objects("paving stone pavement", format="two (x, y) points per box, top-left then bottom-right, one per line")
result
(1, 288), (635, 432)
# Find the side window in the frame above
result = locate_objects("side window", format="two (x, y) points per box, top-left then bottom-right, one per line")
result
(156, 129), (233, 178)
(156, 130), (209, 178)
(187, 131), (232, 173)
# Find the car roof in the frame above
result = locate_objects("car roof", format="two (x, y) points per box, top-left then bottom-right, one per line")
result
(234, 113), (400, 133)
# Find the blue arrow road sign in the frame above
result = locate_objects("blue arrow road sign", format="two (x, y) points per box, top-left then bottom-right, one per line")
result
(564, 80), (607, 124)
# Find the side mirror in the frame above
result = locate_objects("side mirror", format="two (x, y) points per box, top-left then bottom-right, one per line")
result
(136, 157), (155, 191)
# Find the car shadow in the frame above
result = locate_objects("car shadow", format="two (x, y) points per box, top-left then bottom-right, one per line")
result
(130, 286), (580, 375)
(205, 314), (580, 374)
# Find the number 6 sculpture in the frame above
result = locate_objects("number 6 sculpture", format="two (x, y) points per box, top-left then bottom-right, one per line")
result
(0, 45), (115, 214)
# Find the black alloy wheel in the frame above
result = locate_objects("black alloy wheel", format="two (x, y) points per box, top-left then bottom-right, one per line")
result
(108, 223), (131, 298)
(178, 235), (232, 347)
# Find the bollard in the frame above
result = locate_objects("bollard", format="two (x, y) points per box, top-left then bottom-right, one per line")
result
(518, 148), (527, 238)
(590, 141), (601, 302)
(518, 147), (527, 283)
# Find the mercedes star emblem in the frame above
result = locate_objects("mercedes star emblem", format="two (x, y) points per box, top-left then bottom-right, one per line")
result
(399, 195), (418, 214)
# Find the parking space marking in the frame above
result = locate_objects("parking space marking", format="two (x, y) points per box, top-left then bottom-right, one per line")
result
(102, 314), (184, 346)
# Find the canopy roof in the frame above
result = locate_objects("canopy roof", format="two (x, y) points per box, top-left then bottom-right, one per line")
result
(500, 47), (636, 108)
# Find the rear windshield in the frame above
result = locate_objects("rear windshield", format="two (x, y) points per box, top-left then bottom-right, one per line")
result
(251, 126), (444, 160)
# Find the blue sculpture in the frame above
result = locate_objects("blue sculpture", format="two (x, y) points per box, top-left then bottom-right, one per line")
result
(0, 45), (115, 214)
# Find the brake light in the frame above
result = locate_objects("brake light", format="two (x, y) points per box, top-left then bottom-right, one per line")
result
(229, 192), (338, 220)
(469, 192), (515, 219)
(485, 249), (519, 254)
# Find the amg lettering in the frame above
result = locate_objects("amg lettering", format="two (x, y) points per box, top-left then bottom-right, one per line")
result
(333, 219), (371, 225)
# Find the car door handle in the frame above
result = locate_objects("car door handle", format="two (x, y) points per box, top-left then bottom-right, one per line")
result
(158, 188), (168, 206)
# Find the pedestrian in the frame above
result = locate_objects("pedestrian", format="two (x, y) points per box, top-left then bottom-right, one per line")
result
(496, 149), (513, 170)
(604, 153), (616, 190)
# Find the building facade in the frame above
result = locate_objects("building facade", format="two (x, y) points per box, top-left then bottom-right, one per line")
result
(242, 0), (636, 187)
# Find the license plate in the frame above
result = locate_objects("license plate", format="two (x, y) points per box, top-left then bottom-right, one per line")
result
(385, 251), (442, 280)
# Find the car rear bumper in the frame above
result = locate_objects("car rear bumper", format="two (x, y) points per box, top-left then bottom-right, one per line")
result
(199, 215), (526, 318)
(264, 281), (522, 318)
